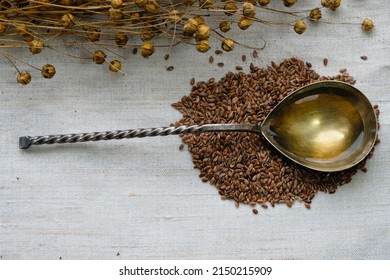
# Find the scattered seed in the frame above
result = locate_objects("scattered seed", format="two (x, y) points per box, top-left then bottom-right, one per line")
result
(323, 58), (328, 66)
(252, 208), (258, 214)
(166, 66), (174, 71)
(217, 62), (224, 67)
(304, 203), (311, 209)
(209, 56), (214, 64)
(215, 50), (223, 55)
(172, 57), (379, 211)
(242, 54), (247, 62)
(306, 62), (312, 68)
(164, 54), (170, 60)
(235, 66), (243, 71)
(339, 68), (347, 73)
(374, 107), (380, 117)
(190, 77), (195, 86)
(360, 55), (368, 60)
(252, 50), (258, 58)
(132, 48), (138, 55)
(179, 143), (184, 150)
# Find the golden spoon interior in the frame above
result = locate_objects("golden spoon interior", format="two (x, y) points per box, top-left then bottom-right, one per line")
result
(261, 81), (378, 172)
(19, 81), (378, 172)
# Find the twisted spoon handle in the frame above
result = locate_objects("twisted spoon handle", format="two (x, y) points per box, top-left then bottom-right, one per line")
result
(19, 124), (262, 149)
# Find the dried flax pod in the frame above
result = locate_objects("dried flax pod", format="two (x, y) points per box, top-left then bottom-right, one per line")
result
(0, 0), (374, 84)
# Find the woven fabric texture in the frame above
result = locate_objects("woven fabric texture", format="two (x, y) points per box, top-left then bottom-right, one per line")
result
(0, 1), (389, 259)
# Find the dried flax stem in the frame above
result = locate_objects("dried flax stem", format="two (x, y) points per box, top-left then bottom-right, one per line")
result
(0, 1), (374, 84)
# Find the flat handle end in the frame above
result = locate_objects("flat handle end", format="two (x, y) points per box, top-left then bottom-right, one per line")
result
(19, 136), (33, 149)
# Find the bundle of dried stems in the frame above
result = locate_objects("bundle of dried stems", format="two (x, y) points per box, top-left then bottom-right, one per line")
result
(0, 0), (374, 84)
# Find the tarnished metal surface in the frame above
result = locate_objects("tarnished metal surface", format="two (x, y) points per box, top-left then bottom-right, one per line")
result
(20, 82), (378, 172)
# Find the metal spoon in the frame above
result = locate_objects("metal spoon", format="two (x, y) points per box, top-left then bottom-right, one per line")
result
(19, 81), (378, 172)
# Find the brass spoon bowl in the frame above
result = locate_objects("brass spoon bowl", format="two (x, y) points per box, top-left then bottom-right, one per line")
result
(261, 81), (378, 172)
(19, 81), (378, 172)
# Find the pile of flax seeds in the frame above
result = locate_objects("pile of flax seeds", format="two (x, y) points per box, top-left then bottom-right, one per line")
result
(172, 58), (380, 212)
